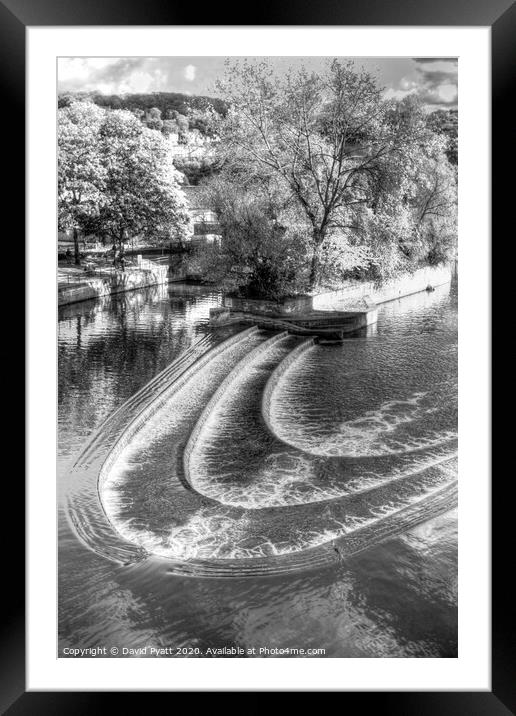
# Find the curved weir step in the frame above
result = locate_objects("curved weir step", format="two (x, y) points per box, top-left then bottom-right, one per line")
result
(185, 335), (456, 510)
(70, 333), (214, 468)
(183, 331), (297, 499)
(160, 481), (458, 578)
(66, 322), (457, 576)
(65, 327), (265, 564)
(262, 337), (457, 459)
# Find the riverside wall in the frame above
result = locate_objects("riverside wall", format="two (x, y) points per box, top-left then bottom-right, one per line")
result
(58, 266), (169, 306)
(312, 264), (452, 310)
(223, 264), (452, 316)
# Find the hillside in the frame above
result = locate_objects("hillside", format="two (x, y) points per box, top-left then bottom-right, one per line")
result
(58, 90), (227, 136)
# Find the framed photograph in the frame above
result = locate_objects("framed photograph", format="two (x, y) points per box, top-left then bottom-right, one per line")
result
(7, 0), (510, 707)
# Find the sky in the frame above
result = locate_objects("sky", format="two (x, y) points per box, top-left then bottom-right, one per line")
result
(58, 56), (458, 111)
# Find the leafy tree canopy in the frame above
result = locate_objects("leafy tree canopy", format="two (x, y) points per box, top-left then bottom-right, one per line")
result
(426, 109), (458, 165)
(58, 102), (192, 255)
(58, 91), (227, 136)
(212, 59), (454, 290)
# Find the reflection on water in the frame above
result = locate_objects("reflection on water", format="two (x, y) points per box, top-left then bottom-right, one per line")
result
(58, 284), (221, 471)
(59, 280), (457, 657)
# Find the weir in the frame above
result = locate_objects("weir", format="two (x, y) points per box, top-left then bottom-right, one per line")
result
(65, 281), (458, 576)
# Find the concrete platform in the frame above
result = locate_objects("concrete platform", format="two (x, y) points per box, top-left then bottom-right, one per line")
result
(209, 305), (378, 340)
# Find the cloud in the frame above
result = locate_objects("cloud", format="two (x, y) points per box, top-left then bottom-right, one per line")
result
(57, 56), (458, 111)
(58, 58), (171, 95)
(58, 57), (210, 96)
(413, 58), (457, 64)
(383, 87), (415, 101)
(418, 69), (458, 86)
(385, 58), (458, 110)
(58, 58), (120, 84)
(399, 77), (419, 91)
(183, 64), (197, 82)
(414, 62), (458, 108)
(417, 85), (458, 107)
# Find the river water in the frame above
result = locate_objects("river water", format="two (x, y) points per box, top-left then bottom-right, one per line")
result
(58, 279), (457, 658)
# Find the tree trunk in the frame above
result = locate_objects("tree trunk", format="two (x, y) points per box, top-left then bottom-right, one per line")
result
(308, 228), (325, 290)
(73, 227), (81, 266)
(308, 249), (319, 290)
(119, 233), (125, 273)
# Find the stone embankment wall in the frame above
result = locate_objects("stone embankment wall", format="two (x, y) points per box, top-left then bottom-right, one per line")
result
(212, 264), (452, 335)
(58, 266), (169, 306)
(312, 264), (452, 310)
(223, 264), (452, 316)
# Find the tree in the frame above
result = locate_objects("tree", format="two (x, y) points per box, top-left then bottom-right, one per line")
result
(172, 155), (221, 185)
(216, 60), (434, 288)
(58, 90), (228, 127)
(411, 139), (457, 265)
(196, 158), (371, 298)
(344, 101), (457, 280)
(174, 113), (190, 141)
(58, 102), (105, 264)
(97, 110), (192, 250)
(59, 103), (193, 264)
(187, 105), (220, 138)
(145, 107), (163, 132)
(426, 109), (458, 165)
(162, 119), (179, 137)
(193, 172), (309, 299)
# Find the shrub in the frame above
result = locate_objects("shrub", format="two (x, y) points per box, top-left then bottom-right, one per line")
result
(190, 174), (312, 300)
(317, 234), (371, 289)
(422, 218), (456, 266)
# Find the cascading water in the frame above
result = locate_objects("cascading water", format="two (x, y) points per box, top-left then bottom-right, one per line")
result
(59, 280), (458, 657)
(65, 282), (457, 577)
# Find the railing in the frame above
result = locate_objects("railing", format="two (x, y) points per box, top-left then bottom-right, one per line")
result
(58, 265), (118, 282)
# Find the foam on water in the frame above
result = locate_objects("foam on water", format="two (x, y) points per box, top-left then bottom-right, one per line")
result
(269, 383), (457, 458)
(69, 282), (458, 574)
(126, 479), (453, 561)
(97, 322), (457, 568)
(113, 509), (253, 560)
(102, 329), (266, 492)
(185, 335), (456, 509)
(103, 447), (456, 561)
(189, 443), (457, 509)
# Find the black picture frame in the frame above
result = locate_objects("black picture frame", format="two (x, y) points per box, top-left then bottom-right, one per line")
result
(7, 0), (512, 710)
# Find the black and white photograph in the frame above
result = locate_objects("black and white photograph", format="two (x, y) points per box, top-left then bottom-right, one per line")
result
(57, 54), (459, 660)
(0, 0), (502, 702)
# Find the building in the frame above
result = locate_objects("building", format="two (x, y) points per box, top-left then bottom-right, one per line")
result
(181, 185), (221, 245)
